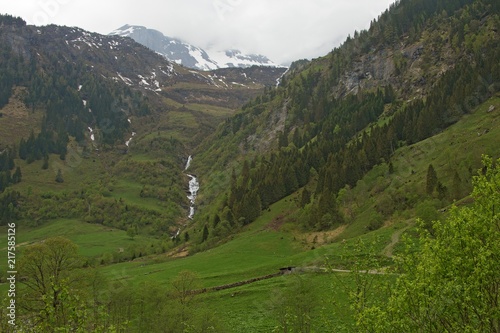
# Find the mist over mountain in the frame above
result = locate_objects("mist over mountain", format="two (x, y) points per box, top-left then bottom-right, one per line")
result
(109, 24), (282, 70)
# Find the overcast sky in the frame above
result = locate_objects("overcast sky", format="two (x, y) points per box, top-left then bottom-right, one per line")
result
(1, 0), (395, 65)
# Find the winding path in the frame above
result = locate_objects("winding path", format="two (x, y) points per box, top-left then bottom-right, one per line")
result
(382, 220), (413, 257)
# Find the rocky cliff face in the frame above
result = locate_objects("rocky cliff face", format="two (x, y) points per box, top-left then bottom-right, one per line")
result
(334, 41), (455, 99)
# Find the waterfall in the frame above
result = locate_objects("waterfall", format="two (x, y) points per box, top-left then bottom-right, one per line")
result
(184, 155), (193, 171)
(172, 156), (199, 239)
(125, 132), (136, 147)
(187, 174), (199, 219)
(184, 156), (199, 220)
(88, 127), (95, 141)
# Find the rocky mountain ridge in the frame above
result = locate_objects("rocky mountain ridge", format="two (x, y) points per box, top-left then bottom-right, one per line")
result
(109, 24), (282, 70)
(0, 21), (286, 110)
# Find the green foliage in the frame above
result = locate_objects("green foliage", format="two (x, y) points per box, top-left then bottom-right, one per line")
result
(127, 225), (137, 239)
(363, 156), (500, 332)
(367, 211), (384, 231)
(18, 237), (83, 330)
(414, 199), (440, 230)
(104, 272), (226, 333)
(170, 270), (201, 305)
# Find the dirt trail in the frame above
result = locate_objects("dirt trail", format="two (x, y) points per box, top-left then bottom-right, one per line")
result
(382, 221), (413, 257)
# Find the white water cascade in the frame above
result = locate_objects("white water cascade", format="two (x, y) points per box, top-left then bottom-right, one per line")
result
(184, 155), (193, 171)
(187, 175), (199, 219)
(124, 118), (136, 148)
(87, 127), (95, 141)
(125, 132), (136, 147)
(184, 155), (199, 220)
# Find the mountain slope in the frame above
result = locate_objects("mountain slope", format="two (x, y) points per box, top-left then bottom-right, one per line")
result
(109, 24), (281, 70)
(0, 19), (286, 147)
(0, 16), (285, 239)
(189, 0), (500, 245)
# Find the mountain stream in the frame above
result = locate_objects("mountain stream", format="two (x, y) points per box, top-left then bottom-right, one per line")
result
(184, 155), (199, 220)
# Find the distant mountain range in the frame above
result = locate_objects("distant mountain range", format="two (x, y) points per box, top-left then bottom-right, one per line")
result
(109, 25), (282, 71)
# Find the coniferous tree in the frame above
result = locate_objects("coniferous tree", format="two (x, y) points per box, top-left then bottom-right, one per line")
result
(42, 154), (49, 170)
(18, 138), (27, 160)
(202, 225), (209, 243)
(55, 169), (64, 183)
(212, 214), (220, 228)
(12, 166), (21, 184)
(437, 181), (448, 201)
(388, 161), (395, 174)
(278, 131), (289, 148)
(300, 188), (311, 208)
(451, 171), (463, 200)
(426, 164), (438, 195)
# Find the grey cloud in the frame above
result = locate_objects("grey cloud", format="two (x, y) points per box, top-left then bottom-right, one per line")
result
(1, 0), (394, 65)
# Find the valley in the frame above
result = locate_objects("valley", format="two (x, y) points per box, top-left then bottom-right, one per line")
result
(0, 0), (500, 332)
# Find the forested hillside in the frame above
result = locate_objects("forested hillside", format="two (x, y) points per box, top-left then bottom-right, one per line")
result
(190, 0), (499, 246)
(0, 16), (284, 237)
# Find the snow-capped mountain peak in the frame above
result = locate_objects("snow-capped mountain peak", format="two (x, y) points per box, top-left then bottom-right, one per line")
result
(208, 49), (278, 69)
(109, 25), (282, 71)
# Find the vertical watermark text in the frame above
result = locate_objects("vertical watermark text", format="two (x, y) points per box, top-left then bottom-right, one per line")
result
(6, 222), (17, 327)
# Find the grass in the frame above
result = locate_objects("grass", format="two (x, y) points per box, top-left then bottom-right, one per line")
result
(11, 149), (110, 195)
(161, 96), (183, 109)
(136, 109), (202, 144)
(0, 218), (152, 259)
(0, 166), (427, 332)
(94, 189), (397, 291)
(0, 208), (395, 331)
(98, 196), (303, 288)
(0, 217), (155, 295)
(108, 179), (167, 213)
(199, 271), (394, 332)
(185, 103), (234, 117)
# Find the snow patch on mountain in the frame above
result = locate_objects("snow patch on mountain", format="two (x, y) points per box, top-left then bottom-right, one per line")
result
(109, 25), (283, 70)
(207, 49), (278, 68)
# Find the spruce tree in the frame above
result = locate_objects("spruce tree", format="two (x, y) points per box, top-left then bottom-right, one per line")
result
(55, 169), (64, 183)
(202, 225), (209, 243)
(300, 188), (311, 207)
(451, 171), (462, 200)
(42, 154), (49, 170)
(12, 166), (21, 183)
(426, 164), (438, 195)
